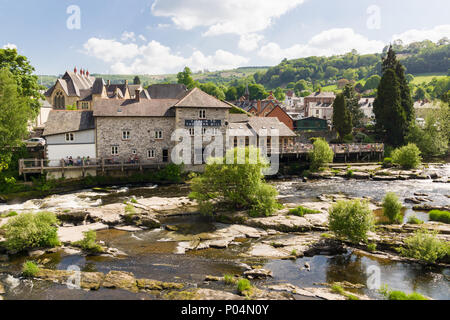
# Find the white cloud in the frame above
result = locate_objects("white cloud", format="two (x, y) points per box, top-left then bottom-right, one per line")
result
(391, 25), (450, 44)
(138, 34), (147, 42)
(2, 43), (17, 50)
(151, 0), (305, 36)
(83, 38), (248, 74)
(239, 33), (264, 52)
(121, 31), (136, 42)
(259, 28), (385, 62)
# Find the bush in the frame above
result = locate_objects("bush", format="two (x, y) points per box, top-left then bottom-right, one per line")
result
(289, 206), (321, 217)
(429, 210), (450, 224)
(237, 279), (252, 296)
(309, 138), (334, 170)
(73, 230), (103, 254)
(391, 143), (422, 169)
(189, 147), (281, 217)
(379, 286), (428, 300)
(331, 284), (359, 300)
(22, 261), (40, 277)
(382, 192), (403, 224)
(367, 243), (377, 252)
(329, 199), (375, 244)
(3, 212), (60, 252)
(398, 229), (449, 264)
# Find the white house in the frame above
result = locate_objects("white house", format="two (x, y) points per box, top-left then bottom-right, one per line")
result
(43, 110), (96, 167)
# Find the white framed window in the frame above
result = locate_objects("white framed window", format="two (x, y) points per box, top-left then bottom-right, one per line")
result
(189, 128), (195, 137)
(122, 131), (130, 140)
(131, 149), (137, 155)
(202, 128), (208, 135)
(199, 110), (206, 119)
(147, 149), (156, 159)
(111, 146), (119, 155)
(65, 133), (74, 142)
(81, 102), (89, 110)
(155, 130), (163, 139)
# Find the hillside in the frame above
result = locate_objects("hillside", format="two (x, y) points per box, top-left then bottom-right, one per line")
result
(38, 67), (269, 89)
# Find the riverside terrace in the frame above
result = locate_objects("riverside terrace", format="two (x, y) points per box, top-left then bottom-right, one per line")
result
(18, 143), (384, 180)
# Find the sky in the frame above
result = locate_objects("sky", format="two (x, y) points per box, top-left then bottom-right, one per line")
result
(1, 0), (449, 75)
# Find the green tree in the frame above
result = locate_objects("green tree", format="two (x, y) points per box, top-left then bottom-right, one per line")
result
(189, 147), (281, 217)
(374, 69), (406, 146)
(413, 87), (428, 101)
(133, 76), (141, 85)
(332, 93), (353, 140)
(198, 82), (225, 100)
(309, 138), (334, 170)
(382, 192), (403, 224)
(391, 143), (422, 169)
(0, 69), (34, 172)
(0, 48), (43, 114)
(225, 86), (238, 101)
(363, 75), (381, 91)
(273, 87), (285, 101)
(343, 84), (364, 128)
(177, 67), (196, 89)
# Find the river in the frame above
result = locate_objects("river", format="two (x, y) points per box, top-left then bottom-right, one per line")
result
(0, 165), (449, 300)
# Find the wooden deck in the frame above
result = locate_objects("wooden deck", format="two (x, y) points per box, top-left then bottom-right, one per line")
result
(19, 143), (384, 178)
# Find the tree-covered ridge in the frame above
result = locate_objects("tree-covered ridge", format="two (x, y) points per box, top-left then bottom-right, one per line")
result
(255, 39), (449, 89)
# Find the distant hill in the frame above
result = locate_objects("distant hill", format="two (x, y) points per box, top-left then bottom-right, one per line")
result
(38, 67), (270, 89)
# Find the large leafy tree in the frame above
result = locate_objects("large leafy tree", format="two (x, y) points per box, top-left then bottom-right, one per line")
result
(0, 68), (33, 171)
(343, 84), (364, 128)
(332, 93), (353, 140)
(177, 67), (196, 89)
(0, 48), (43, 115)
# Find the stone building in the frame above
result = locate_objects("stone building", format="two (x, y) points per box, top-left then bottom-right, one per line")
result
(304, 91), (336, 120)
(93, 86), (232, 165)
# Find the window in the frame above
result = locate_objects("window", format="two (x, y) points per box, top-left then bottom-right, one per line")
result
(132, 149), (137, 155)
(81, 102), (89, 110)
(147, 149), (156, 159)
(54, 91), (65, 109)
(65, 133), (74, 142)
(202, 128), (208, 135)
(111, 146), (119, 155)
(155, 130), (163, 139)
(199, 110), (206, 119)
(122, 131), (130, 140)
(189, 128), (195, 136)
(316, 110), (320, 116)
(212, 128), (220, 135)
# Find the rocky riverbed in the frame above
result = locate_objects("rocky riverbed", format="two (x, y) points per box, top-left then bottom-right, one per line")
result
(0, 164), (449, 300)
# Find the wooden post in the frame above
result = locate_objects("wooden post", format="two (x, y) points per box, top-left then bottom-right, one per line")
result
(40, 159), (44, 174)
(82, 158), (86, 177)
(61, 159), (65, 179)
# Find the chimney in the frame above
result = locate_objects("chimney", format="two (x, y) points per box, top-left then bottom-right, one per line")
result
(125, 80), (128, 85)
(107, 80), (111, 86)
(86, 70), (89, 77)
(135, 90), (140, 102)
(257, 100), (262, 114)
(74, 66), (77, 73)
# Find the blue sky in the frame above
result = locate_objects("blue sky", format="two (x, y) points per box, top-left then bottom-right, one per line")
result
(1, 0), (449, 75)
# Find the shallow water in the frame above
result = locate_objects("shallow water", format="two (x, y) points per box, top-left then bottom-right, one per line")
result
(1, 165), (449, 300)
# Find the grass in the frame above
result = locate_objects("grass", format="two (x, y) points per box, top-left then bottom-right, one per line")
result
(289, 206), (321, 217)
(410, 72), (447, 85)
(367, 243), (377, 252)
(237, 279), (253, 297)
(73, 230), (103, 254)
(22, 261), (40, 277)
(428, 210), (450, 224)
(379, 285), (428, 300)
(0, 211), (18, 218)
(407, 215), (424, 225)
(321, 233), (334, 239)
(130, 198), (138, 204)
(224, 274), (237, 285)
(331, 284), (360, 300)
(398, 229), (449, 264)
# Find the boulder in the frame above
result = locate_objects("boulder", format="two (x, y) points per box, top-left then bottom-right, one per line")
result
(136, 278), (184, 291)
(0, 282), (5, 294)
(57, 223), (109, 243)
(245, 215), (313, 233)
(139, 216), (161, 229)
(102, 271), (138, 293)
(35, 269), (104, 291)
(56, 210), (89, 223)
(88, 203), (126, 225)
(244, 268), (273, 279)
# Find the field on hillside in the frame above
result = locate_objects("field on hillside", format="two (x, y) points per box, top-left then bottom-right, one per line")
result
(410, 73), (447, 85)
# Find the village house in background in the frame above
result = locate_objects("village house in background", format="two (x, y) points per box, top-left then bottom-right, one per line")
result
(304, 91), (336, 121)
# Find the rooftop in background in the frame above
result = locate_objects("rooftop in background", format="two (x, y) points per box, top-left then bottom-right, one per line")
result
(43, 110), (95, 136)
(306, 92), (336, 98)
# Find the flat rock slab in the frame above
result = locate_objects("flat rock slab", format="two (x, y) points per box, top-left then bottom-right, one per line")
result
(88, 204), (126, 225)
(102, 271), (138, 293)
(114, 225), (145, 232)
(245, 215), (313, 232)
(195, 289), (244, 300)
(58, 223), (109, 243)
(137, 197), (197, 215)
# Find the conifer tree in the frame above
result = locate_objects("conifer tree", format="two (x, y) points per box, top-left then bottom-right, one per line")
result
(332, 93), (353, 140)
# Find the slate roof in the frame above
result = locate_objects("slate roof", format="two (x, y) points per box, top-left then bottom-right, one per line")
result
(93, 99), (179, 117)
(247, 117), (296, 137)
(306, 92), (336, 98)
(147, 84), (188, 99)
(43, 111), (95, 136)
(174, 88), (231, 109)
